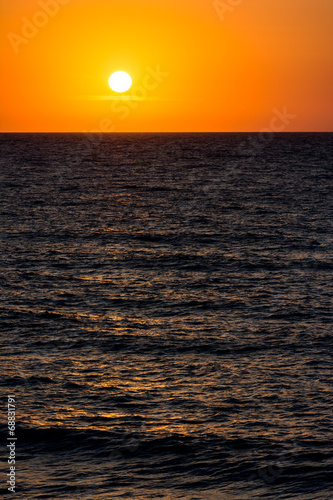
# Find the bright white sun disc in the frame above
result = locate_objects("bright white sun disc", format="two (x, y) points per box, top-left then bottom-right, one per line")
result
(109, 71), (132, 93)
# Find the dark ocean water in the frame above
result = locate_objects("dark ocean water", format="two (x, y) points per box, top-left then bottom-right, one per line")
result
(0, 132), (332, 499)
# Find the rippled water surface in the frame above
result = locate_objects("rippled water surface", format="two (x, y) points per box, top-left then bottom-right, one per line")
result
(1, 133), (332, 499)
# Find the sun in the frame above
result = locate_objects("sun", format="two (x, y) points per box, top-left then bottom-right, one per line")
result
(109, 71), (132, 93)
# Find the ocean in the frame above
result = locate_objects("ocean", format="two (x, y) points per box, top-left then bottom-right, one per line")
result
(1, 132), (332, 499)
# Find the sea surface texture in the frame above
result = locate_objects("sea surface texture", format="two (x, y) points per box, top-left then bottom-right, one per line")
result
(0, 133), (332, 499)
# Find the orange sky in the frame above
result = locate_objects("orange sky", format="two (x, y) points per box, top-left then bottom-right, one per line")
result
(1, 0), (332, 132)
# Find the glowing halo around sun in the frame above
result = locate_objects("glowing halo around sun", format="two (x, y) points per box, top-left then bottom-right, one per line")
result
(108, 71), (132, 93)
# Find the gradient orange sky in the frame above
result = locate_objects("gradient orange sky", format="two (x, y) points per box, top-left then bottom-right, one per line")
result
(1, 0), (332, 132)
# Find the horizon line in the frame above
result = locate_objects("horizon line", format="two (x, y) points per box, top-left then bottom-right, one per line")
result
(1, 131), (333, 134)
